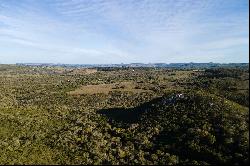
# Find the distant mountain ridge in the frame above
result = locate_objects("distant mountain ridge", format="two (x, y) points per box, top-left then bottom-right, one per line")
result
(15, 62), (249, 69)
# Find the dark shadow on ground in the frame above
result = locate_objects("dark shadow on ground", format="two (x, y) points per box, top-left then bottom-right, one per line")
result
(97, 96), (164, 124)
(97, 93), (184, 127)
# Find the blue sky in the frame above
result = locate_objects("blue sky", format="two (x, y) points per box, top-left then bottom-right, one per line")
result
(0, 0), (249, 64)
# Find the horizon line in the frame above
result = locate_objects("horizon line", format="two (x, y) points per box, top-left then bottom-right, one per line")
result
(0, 62), (249, 65)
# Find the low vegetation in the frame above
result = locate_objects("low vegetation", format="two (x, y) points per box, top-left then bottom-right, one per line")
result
(0, 65), (248, 165)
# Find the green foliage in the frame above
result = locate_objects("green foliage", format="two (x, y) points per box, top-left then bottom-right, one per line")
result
(0, 65), (248, 165)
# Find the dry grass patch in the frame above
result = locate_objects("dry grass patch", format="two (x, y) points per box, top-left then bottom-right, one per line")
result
(70, 68), (97, 75)
(68, 82), (148, 95)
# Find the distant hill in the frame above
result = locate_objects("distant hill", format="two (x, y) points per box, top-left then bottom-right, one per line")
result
(16, 62), (249, 69)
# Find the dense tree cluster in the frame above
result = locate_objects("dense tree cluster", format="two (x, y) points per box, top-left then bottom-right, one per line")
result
(0, 65), (248, 164)
(188, 68), (249, 107)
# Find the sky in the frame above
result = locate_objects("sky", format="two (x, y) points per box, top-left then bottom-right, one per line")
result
(0, 0), (249, 64)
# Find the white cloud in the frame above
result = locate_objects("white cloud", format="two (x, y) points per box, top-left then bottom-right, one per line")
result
(0, 0), (249, 63)
(200, 37), (249, 50)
